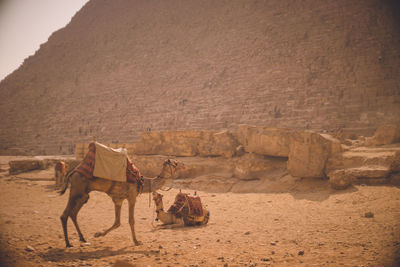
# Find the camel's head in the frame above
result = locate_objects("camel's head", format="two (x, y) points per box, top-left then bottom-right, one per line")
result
(162, 159), (185, 178)
(152, 191), (163, 202)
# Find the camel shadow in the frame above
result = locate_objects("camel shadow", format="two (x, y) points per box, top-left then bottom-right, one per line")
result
(43, 183), (57, 192)
(151, 223), (210, 232)
(39, 246), (159, 263)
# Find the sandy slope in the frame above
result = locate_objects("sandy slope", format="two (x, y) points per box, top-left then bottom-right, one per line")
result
(0, 160), (399, 266)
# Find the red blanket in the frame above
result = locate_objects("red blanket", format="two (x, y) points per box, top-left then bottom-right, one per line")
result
(168, 193), (204, 217)
(74, 143), (143, 185)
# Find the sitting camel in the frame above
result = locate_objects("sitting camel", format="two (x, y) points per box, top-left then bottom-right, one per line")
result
(59, 159), (184, 247)
(152, 191), (210, 227)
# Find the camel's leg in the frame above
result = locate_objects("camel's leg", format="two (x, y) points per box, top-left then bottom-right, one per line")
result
(70, 194), (89, 243)
(60, 195), (78, 247)
(55, 171), (60, 188)
(94, 198), (123, 237)
(128, 198), (141, 246)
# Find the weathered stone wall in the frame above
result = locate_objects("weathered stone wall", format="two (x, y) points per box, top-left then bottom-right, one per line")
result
(76, 126), (342, 181)
(0, 0), (399, 155)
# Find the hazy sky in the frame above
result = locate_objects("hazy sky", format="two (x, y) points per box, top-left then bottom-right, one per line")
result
(0, 0), (89, 82)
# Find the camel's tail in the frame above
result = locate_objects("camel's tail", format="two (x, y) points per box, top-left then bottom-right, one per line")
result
(58, 170), (73, 195)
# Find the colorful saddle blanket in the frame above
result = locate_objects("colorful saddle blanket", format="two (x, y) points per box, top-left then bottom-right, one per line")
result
(74, 142), (143, 185)
(168, 193), (204, 217)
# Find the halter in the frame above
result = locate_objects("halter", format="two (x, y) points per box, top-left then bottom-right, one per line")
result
(142, 159), (179, 207)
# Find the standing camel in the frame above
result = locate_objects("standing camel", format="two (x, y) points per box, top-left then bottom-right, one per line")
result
(152, 191), (210, 227)
(59, 159), (183, 247)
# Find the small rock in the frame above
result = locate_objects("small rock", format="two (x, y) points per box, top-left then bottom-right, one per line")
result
(244, 231), (251, 235)
(270, 241), (276, 246)
(261, 258), (271, 261)
(364, 212), (374, 218)
(25, 245), (35, 252)
(298, 250), (304, 256)
(158, 245), (163, 249)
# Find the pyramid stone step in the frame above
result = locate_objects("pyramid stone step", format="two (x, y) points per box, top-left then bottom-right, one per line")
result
(341, 151), (397, 169)
(328, 166), (391, 189)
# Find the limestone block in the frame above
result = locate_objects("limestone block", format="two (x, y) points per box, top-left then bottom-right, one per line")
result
(236, 125), (294, 157)
(131, 130), (237, 157)
(9, 160), (43, 174)
(177, 158), (234, 179)
(170, 174), (237, 193)
(328, 169), (354, 190)
(233, 153), (287, 180)
(131, 131), (201, 156)
(198, 130), (238, 157)
(129, 155), (234, 179)
(129, 155), (171, 177)
(287, 131), (334, 178)
(365, 124), (400, 146)
(329, 166), (390, 187)
(345, 166), (390, 179)
(320, 134), (343, 155)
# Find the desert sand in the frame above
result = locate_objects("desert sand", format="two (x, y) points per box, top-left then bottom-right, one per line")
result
(0, 156), (399, 267)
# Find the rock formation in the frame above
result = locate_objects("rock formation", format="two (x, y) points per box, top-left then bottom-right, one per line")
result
(72, 124), (400, 191)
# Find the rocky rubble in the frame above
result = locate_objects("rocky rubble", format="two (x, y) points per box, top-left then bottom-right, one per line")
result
(9, 124), (400, 192)
(327, 124), (400, 189)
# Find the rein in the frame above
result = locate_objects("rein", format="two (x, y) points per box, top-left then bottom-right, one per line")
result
(139, 161), (178, 208)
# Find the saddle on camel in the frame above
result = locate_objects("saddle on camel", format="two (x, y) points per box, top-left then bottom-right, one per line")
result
(74, 142), (143, 189)
(168, 193), (205, 225)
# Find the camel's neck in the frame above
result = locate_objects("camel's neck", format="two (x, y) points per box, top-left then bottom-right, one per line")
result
(141, 166), (172, 193)
(153, 198), (164, 212)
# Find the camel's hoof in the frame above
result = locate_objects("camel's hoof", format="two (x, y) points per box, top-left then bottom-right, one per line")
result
(134, 240), (142, 246)
(66, 243), (73, 248)
(94, 232), (102, 238)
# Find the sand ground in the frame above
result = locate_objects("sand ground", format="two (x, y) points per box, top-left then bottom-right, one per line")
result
(0, 156), (399, 267)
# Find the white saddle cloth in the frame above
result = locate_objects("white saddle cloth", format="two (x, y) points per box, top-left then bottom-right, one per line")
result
(93, 142), (127, 182)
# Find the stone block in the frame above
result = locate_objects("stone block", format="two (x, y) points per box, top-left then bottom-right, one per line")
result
(198, 130), (238, 157)
(9, 160), (43, 174)
(131, 130), (238, 157)
(129, 155), (234, 179)
(287, 131), (334, 178)
(328, 169), (354, 190)
(236, 125), (294, 157)
(365, 124), (400, 146)
(233, 153), (287, 180)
